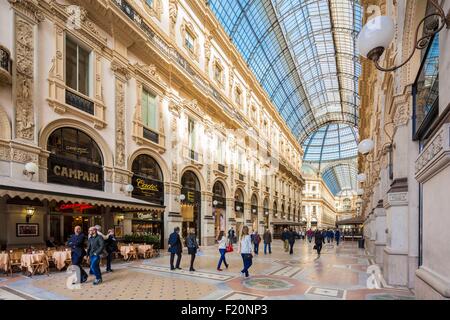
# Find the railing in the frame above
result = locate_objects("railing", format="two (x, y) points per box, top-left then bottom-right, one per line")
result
(65, 88), (94, 115)
(143, 127), (159, 144)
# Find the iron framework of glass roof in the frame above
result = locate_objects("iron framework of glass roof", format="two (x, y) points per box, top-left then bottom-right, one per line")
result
(208, 0), (362, 195)
(302, 123), (358, 162)
(321, 161), (357, 195)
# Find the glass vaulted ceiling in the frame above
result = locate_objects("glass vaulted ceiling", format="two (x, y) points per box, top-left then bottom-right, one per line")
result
(208, 0), (362, 143)
(303, 124), (358, 162)
(208, 0), (362, 194)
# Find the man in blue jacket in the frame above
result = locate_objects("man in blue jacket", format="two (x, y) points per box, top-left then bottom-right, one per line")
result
(67, 225), (87, 283)
(335, 229), (341, 246)
(168, 226), (182, 270)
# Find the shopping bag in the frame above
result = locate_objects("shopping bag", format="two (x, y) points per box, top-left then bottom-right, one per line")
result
(226, 243), (233, 253)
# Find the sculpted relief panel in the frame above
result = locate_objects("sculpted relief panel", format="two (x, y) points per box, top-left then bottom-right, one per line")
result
(15, 18), (35, 140)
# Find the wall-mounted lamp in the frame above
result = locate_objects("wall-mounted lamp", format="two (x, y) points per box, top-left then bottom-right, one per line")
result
(358, 0), (449, 72)
(358, 139), (374, 155)
(235, 206), (241, 211)
(264, 211), (269, 216)
(212, 200), (218, 206)
(23, 162), (38, 180)
(121, 184), (134, 195)
(25, 206), (35, 223)
(179, 194), (186, 202)
(252, 208), (257, 213)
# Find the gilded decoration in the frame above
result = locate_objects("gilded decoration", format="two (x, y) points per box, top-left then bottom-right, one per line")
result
(15, 17), (35, 141)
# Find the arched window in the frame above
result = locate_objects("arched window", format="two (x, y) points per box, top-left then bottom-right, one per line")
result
(213, 181), (226, 198)
(131, 155), (164, 205)
(181, 171), (201, 191)
(47, 128), (102, 165)
(47, 128), (104, 190)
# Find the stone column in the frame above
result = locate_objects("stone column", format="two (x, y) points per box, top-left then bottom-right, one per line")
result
(374, 200), (387, 265)
(226, 197), (236, 234)
(164, 183), (182, 249)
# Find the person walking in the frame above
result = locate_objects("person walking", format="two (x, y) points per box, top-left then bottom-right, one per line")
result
(263, 228), (272, 254)
(168, 226), (183, 270)
(104, 229), (118, 273)
(322, 229), (327, 244)
(314, 229), (324, 257)
(253, 231), (261, 255)
(228, 227), (236, 244)
(238, 225), (253, 278)
(67, 225), (87, 283)
(335, 229), (341, 246)
(87, 226), (105, 285)
(185, 228), (199, 272)
(281, 228), (289, 252)
(306, 229), (313, 243)
(287, 228), (296, 255)
(217, 231), (229, 271)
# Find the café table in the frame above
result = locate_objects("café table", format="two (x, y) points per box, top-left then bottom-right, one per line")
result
(137, 245), (152, 258)
(52, 250), (72, 270)
(0, 252), (10, 273)
(120, 245), (137, 261)
(21, 252), (49, 276)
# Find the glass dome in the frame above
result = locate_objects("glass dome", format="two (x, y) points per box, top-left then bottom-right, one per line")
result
(302, 124), (359, 163)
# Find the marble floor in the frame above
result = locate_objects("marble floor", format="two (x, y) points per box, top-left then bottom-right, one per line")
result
(0, 240), (415, 300)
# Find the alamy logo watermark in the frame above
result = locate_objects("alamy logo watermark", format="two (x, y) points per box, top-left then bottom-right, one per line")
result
(66, 265), (82, 290)
(366, 264), (383, 289)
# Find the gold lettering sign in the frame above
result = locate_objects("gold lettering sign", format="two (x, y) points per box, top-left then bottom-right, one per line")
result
(136, 178), (159, 192)
(187, 191), (195, 202)
(53, 165), (99, 183)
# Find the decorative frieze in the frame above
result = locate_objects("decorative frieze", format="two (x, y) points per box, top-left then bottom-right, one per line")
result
(14, 17), (36, 141)
(115, 80), (126, 167)
(415, 123), (450, 183)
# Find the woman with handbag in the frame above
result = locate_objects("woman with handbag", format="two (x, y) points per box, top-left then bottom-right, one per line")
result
(238, 226), (253, 278)
(217, 231), (229, 271)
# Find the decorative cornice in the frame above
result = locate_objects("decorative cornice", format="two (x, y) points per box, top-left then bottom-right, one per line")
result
(8, 0), (44, 23)
(111, 59), (131, 81)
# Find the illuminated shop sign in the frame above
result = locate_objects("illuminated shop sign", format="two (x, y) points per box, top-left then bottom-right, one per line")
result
(60, 203), (94, 211)
(132, 175), (164, 205)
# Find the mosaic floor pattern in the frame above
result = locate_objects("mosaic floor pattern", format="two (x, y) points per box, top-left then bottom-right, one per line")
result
(0, 241), (415, 300)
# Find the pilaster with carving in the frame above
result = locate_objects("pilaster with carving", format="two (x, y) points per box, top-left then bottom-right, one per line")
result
(169, 0), (178, 37)
(111, 60), (130, 168)
(12, 2), (43, 141)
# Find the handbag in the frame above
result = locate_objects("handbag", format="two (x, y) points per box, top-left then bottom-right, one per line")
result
(313, 245), (317, 250)
(226, 243), (233, 253)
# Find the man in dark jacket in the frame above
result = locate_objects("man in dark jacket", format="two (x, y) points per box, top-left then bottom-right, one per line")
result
(287, 228), (296, 255)
(67, 225), (87, 283)
(104, 229), (118, 273)
(185, 228), (199, 272)
(228, 227), (236, 244)
(87, 226), (105, 285)
(335, 229), (341, 246)
(314, 230), (324, 256)
(263, 229), (272, 254)
(168, 226), (182, 270)
(281, 228), (289, 252)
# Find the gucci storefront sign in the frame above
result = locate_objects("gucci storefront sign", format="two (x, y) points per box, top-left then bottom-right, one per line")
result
(132, 175), (164, 205)
(47, 154), (104, 190)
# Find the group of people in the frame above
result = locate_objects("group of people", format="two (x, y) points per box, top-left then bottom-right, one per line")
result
(67, 225), (117, 285)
